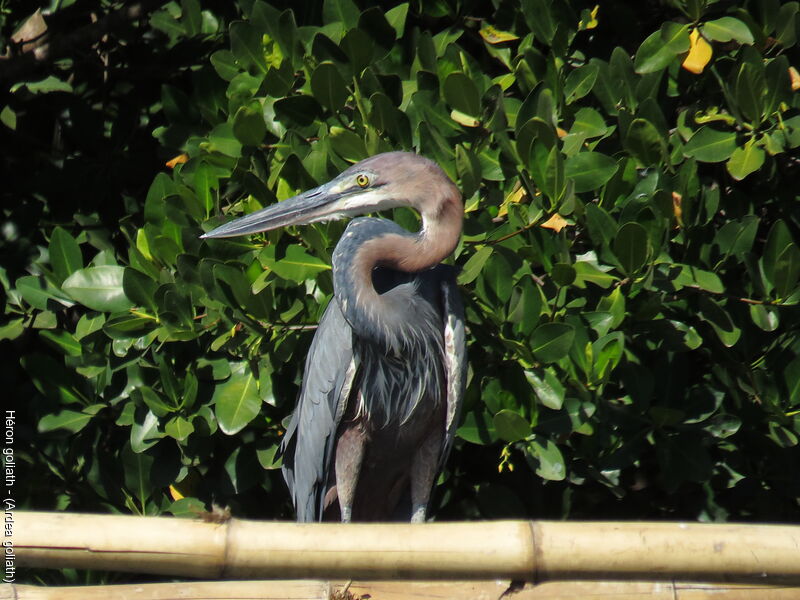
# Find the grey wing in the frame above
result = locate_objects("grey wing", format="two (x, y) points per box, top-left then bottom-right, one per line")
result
(280, 298), (356, 522)
(439, 271), (467, 471)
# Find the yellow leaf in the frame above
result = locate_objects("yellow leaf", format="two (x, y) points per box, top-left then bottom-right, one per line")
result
(166, 153), (189, 168)
(12, 9), (48, 52)
(556, 127), (568, 138)
(169, 485), (184, 501)
(135, 229), (152, 262)
(479, 25), (519, 44)
(450, 109), (480, 128)
(578, 5), (599, 30)
(682, 28), (712, 75)
(672, 191), (683, 228)
(169, 470), (200, 501)
(540, 213), (569, 233)
(497, 185), (527, 218)
(789, 66), (800, 91)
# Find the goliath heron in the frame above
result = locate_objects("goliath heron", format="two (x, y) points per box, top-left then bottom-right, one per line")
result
(202, 152), (466, 522)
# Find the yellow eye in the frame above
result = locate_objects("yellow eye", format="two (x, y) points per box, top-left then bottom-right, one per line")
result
(356, 174), (370, 188)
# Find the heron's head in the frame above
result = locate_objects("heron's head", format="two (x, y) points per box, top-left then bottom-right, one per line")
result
(201, 152), (461, 239)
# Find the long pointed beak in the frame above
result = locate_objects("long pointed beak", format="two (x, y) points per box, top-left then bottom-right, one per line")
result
(201, 184), (343, 239)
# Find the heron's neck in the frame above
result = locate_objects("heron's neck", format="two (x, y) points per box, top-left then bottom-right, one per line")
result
(331, 202), (461, 351)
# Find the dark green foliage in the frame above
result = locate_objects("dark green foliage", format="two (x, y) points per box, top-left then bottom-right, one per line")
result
(3, 0), (799, 546)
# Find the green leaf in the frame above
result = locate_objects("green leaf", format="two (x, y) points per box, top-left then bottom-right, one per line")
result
(39, 330), (82, 357)
(267, 245), (330, 283)
(328, 126), (367, 161)
(672, 265), (724, 294)
(385, 3), (409, 38)
(634, 23), (690, 74)
(181, 0), (202, 36)
(493, 409), (532, 442)
(123, 268), (158, 312)
(194, 160), (216, 216)
(702, 17), (754, 44)
(712, 215), (759, 259)
(592, 332), (624, 381)
(456, 144), (482, 198)
(39, 410), (93, 434)
(531, 322), (575, 363)
(542, 145), (565, 204)
(214, 363), (262, 435)
(23, 75), (72, 94)
(49, 227), (83, 284)
(457, 410), (498, 445)
(63, 266), (134, 312)
(150, 9), (183, 40)
(565, 152), (619, 193)
(573, 261), (617, 289)
(256, 442), (282, 470)
(122, 442), (154, 507)
(340, 28), (374, 73)
(598, 287), (626, 329)
(767, 422), (798, 448)
(776, 2), (799, 47)
(230, 21), (267, 74)
(522, 0), (556, 45)
(707, 414), (742, 439)
(134, 387), (173, 417)
(785, 356), (800, 404)
(15, 275), (75, 310)
(103, 314), (158, 339)
(772, 244), (800, 299)
(518, 120), (557, 168)
(358, 8), (396, 57)
(583, 312), (614, 338)
(477, 252), (513, 304)
(570, 108), (608, 139)
(735, 62), (765, 124)
(683, 127), (738, 162)
(21, 353), (84, 405)
(698, 296), (741, 347)
(526, 369), (564, 410)
(564, 63), (599, 104)
(551, 263), (576, 287)
(764, 56), (792, 117)
(311, 62), (349, 113)
(762, 220), (795, 295)
(130, 408), (164, 453)
(585, 203), (617, 248)
(726, 140), (765, 180)
(526, 438), (566, 481)
(458, 247), (492, 285)
(232, 102), (267, 146)
(613, 222), (649, 275)
(165, 416), (195, 441)
(624, 118), (666, 166)
(210, 50), (239, 80)
(75, 313), (105, 340)
(443, 72), (481, 118)
(322, 0), (360, 28)
(207, 122), (243, 157)
(749, 304), (779, 332)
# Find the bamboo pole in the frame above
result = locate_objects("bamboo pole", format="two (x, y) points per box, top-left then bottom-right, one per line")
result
(13, 511), (800, 581)
(4, 580), (800, 600)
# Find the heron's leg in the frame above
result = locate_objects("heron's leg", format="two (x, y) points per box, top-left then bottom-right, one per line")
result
(335, 421), (367, 523)
(409, 425), (443, 523)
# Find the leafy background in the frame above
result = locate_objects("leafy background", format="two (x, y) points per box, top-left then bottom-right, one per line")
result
(4, 0), (800, 575)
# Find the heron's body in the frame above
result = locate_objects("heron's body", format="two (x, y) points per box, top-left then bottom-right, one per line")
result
(202, 152), (466, 522)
